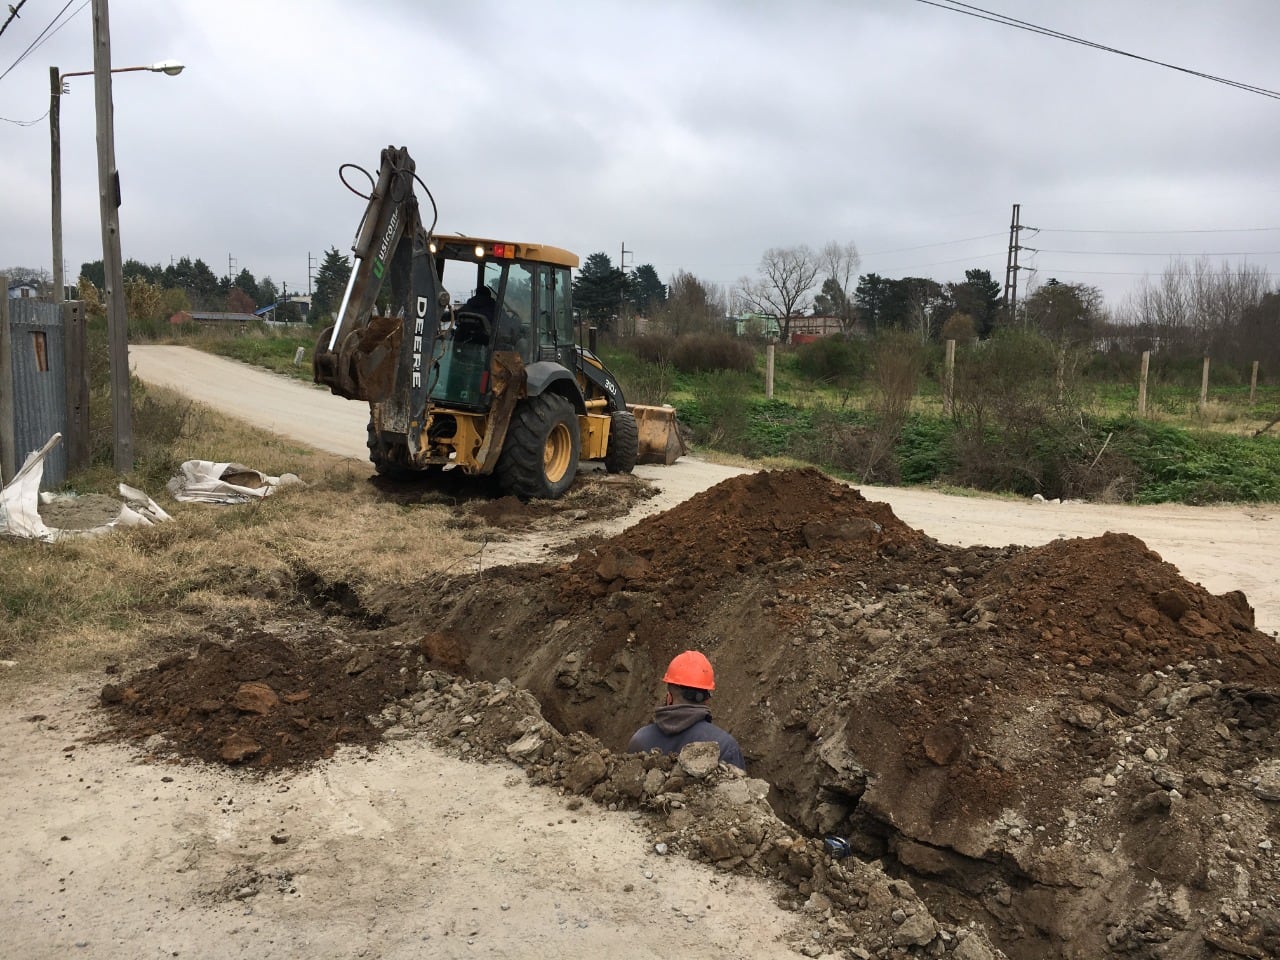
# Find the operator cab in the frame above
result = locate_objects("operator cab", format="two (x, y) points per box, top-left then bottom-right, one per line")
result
(426, 236), (578, 409)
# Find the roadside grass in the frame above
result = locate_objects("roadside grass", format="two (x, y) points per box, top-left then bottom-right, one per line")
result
(0, 385), (479, 689)
(161, 323), (319, 383)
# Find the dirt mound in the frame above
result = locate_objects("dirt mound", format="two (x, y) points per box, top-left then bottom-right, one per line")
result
(94, 467), (1280, 959)
(561, 466), (923, 602)
(96, 622), (419, 768)
(978, 531), (1274, 678)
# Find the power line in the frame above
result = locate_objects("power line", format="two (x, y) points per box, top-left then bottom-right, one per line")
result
(1037, 226), (1280, 235)
(1021, 266), (1276, 278)
(912, 0), (1280, 101)
(1034, 248), (1280, 257)
(0, 105), (48, 125)
(0, 0), (84, 85)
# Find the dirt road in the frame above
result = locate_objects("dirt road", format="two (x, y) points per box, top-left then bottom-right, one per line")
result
(131, 345), (1280, 635)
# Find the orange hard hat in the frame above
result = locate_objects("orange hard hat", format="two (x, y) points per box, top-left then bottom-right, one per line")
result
(663, 650), (715, 691)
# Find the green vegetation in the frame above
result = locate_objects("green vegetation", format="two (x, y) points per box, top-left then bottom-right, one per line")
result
(598, 331), (1280, 505)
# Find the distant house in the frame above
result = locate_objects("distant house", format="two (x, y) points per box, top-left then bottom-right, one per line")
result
(7, 280), (40, 300)
(789, 314), (845, 343)
(169, 310), (262, 326)
(732, 313), (781, 339)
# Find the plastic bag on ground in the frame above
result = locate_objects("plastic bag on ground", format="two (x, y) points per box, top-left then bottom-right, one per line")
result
(166, 460), (303, 504)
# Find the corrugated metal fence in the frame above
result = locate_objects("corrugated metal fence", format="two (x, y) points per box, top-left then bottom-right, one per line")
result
(8, 298), (68, 489)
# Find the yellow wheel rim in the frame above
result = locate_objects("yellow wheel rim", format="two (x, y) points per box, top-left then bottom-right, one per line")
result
(543, 422), (573, 483)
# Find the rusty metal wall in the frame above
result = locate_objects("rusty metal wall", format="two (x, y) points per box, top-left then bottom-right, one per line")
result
(8, 298), (67, 488)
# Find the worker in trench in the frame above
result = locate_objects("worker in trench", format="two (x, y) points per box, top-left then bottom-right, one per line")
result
(627, 651), (745, 770)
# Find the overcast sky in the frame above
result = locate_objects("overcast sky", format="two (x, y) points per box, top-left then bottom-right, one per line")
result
(1, 0), (1278, 311)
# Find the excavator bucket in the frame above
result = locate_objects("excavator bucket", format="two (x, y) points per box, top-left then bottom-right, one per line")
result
(628, 404), (685, 465)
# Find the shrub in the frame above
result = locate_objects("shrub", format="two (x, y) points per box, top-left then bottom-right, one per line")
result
(862, 332), (925, 482)
(622, 334), (675, 365)
(677, 370), (753, 449)
(793, 336), (868, 386)
(670, 333), (755, 374)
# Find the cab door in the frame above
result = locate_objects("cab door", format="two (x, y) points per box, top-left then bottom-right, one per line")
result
(532, 264), (575, 369)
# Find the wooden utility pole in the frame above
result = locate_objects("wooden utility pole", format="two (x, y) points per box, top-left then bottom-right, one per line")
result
(1138, 351), (1150, 417)
(50, 66), (64, 304)
(943, 339), (956, 416)
(92, 0), (132, 472)
(1002, 203), (1022, 326)
(618, 241), (632, 335)
(63, 300), (89, 472)
(0, 274), (14, 482)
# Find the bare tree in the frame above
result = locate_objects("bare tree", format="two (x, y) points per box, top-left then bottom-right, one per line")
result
(818, 241), (861, 334)
(1121, 257), (1271, 358)
(736, 245), (820, 342)
(652, 271), (726, 336)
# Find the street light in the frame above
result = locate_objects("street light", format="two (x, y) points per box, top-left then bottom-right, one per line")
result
(50, 59), (184, 304)
(49, 0), (183, 475)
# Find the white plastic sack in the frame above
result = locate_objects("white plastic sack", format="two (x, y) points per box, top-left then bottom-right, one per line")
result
(0, 434), (59, 540)
(0, 434), (170, 541)
(166, 460), (303, 504)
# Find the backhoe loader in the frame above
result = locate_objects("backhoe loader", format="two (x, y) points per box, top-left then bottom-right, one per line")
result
(313, 146), (683, 499)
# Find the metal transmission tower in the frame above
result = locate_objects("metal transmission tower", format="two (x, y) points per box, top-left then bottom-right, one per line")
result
(1002, 203), (1024, 325)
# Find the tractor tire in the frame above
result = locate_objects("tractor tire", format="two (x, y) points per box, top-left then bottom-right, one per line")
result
(604, 410), (638, 474)
(496, 394), (581, 500)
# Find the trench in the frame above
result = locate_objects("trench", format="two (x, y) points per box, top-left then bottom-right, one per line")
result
(400, 584), (1074, 960)
(267, 465), (1280, 960)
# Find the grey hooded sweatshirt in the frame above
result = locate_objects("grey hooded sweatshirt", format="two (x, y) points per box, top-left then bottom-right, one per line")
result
(627, 704), (745, 770)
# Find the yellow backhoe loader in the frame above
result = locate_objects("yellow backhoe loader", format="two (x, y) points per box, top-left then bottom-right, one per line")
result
(313, 146), (683, 499)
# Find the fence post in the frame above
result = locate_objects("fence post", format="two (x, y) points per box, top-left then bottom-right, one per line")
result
(765, 341), (775, 400)
(0, 275), (13, 482)
(1137, 350), (1150, 417)
(943, 339), (955, 417)
(1199, 356), (1210, 412)
(1250, 360), (1259, 404)
(63, 300), (89, 473)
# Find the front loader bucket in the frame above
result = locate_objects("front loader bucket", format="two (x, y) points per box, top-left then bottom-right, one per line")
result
(629, 404), (685, 465)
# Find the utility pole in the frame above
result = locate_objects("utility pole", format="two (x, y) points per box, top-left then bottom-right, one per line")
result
(619, 242), (632, 334)
(307, 251), (316, 297)
(50, 67), (64, 304)
(1002, 202), (1023, 327)
(92, 0), (132, 472)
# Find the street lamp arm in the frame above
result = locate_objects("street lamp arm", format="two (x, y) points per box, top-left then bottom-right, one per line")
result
(59, 60), (184, 83)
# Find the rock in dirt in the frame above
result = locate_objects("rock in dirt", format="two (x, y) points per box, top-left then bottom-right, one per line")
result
(231, 682), (279, 715)
(677, 741), (721, 779)
(219, 733), (262, 763)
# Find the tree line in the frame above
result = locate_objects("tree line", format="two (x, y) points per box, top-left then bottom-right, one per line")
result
(71, 247), (354, 325)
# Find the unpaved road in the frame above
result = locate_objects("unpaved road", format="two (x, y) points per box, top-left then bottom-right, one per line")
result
(2, 683), (796, 960)
(132, 345), (1280, 635)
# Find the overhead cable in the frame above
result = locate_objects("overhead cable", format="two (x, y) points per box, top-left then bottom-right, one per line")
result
(912, 0), (1280, 100)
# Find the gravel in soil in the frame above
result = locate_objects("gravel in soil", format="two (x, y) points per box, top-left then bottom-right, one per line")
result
(96, 467), (1280, 960)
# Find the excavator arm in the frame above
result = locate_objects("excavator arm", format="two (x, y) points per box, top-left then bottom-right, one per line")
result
(313, 145), (446, 414)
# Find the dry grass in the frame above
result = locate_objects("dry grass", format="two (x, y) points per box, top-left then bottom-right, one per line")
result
(0, 389), (480, 689)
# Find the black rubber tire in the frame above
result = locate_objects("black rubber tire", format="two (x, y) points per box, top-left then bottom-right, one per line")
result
(495, 394), (581, 500)
(604, 410), (638, 474)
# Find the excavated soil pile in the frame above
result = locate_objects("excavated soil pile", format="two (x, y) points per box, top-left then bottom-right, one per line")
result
(97, 622), (419, 768)
(96, 467), (1280, 960)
